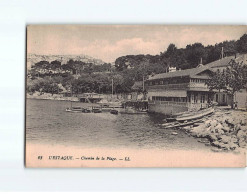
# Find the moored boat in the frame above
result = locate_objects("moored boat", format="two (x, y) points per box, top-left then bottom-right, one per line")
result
(92, 107), (102, 113)
(66, 107), (84, 113)
(162, 118), (203, 129)
(118, 107), (148, 114)
(176, 107), (214, 122)
(110, 109), (118, 115)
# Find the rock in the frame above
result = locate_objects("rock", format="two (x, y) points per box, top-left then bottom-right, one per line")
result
(211, 148), (223, 152)
(215, 123), (223, 130)
(210, 120), (218, 127)
(219, 135), (231, 144)
(209, 134), (218, 141)
(218, 129), (225, 135)
(226, 118), (234, 125)
(240, 125), (247, 132)
(237, 130), (246, 139)
(239, 139), (247, 148)
(183, 126), (191, 130)
(212, 140), (220, 147)
(230, 136), (238, 144)
(205, 127), (211, 133)
(235, 124), (242, 131)
(240, 119), (247, 126)
(205, 120), (212, 127)
(222, 124), (230, 132)
(229, 142), (238, 150)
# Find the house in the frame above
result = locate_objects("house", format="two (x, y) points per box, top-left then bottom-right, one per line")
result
(145, 66), (215, 115)
(145, 54), (247, 114)
(131, 81), (145, 100)
(205, 54), (247, 108)
(168, 66), (177, 72)
(77, 93), (104, 103)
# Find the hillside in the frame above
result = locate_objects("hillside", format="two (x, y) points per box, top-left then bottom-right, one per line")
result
(26, 53), (106, 69)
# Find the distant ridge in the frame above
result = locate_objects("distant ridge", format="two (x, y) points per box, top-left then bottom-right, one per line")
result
(26, 53), (106, 69)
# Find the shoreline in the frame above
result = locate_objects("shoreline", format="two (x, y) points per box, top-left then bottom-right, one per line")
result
(180, 108), (247, 153)
(26, 93), (79, 102)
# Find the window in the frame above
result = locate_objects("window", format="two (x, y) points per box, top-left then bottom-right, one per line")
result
(194, 94), (198, 103)
(201, 95), (205, 103)
(222, 94), (226, 103)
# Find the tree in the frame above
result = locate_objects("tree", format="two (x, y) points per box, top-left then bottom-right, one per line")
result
(206, 69), (227, 92)
(237, 34), (247, 53)
(206, 60), (247, 108)
(50, 60), (61, 69)
(224, 60), (247, 107)
(185, 43), (207, 68)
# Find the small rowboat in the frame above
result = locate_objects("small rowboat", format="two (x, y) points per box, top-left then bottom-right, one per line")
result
(66, 107), (91, 113)
(92, 107), (102, 113)
(110, 109), (119, 115)
(176, 107), (214, 122)
(66, 107), (84, 113)
(162, 118), (203, 129)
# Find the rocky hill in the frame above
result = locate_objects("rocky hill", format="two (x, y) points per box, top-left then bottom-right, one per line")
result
(26, 53), (105, 69)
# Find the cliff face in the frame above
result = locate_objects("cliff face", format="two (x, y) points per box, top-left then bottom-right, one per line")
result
(26, 53), (105, 69)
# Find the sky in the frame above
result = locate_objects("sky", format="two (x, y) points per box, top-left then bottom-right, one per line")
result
(27, 25), (247, 63)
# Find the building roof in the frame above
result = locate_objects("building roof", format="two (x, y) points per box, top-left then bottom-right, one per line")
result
(147, 55), (244, 81)
(131, 81), (143, 90)
(148, 65), (212, 80)
(205, 56), (235, 69)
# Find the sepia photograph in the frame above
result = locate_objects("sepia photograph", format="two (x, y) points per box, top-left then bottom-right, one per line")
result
(25, 25), (247, 167)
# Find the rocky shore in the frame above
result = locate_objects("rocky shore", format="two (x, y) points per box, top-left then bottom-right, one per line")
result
(26, 92), (79, 102)
(182, 108), (247, 152)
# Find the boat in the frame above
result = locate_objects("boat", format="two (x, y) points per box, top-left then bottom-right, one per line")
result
(164, 117), (177, 122)
(92, 107), (102, 113)
(110, 109), (118, 115)
(66, 107), (92, 113)
(162, 118), (203, 129)
(176, 107), (214, 122)
(66, 107), (84, 113)
(66, 84), (86, 113)
(82, 108), (91, 113)
(118, 107), (148, 114)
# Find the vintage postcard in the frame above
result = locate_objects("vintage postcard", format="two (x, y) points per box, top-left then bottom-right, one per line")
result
(25, 25), (247, 167)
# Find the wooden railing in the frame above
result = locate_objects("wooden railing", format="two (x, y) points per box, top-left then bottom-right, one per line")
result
(149, 100), (189, 107)
(146, 82), (210, 90)
(146, 83), (189, 90)
(148, 100), (208, 110)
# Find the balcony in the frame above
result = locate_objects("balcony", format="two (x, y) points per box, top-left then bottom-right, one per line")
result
(188, 82), (209, 91)
(148, 100), (189, 107)
(146, 83), (189, 90)
(146, 82), (211, 92)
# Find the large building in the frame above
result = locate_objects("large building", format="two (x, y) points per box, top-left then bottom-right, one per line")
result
(146, 66), (215, 115)
(145, 54), (247, 115)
